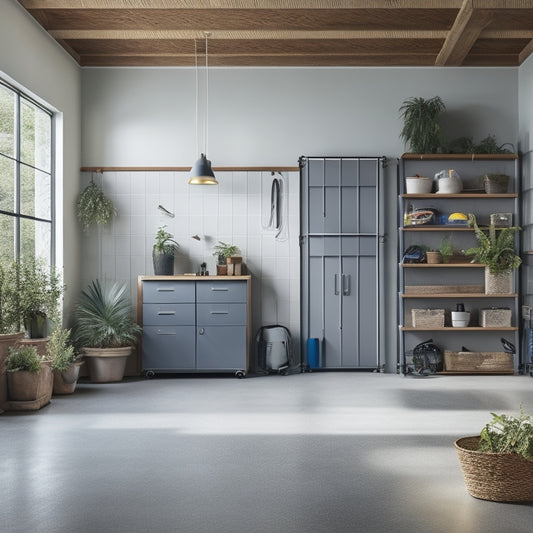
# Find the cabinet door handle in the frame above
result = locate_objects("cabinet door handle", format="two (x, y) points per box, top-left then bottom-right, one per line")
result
(198, 328), (205, 335)
(210, 311), (229, 315)
(211, 287), (229, 291)
(157, 288), (175, 292)
(342, 274), (351, 296)
(156, 329), (176, 335)
(157, 311), (176, 315)
(334, 274), (339, 295)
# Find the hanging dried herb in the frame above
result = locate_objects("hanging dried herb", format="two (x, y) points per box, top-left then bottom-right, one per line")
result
(76, 177), (117, 231)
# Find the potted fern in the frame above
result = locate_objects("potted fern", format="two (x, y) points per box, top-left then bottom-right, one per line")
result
(75, 279), (142, 383)
(465, 213), (521, 294)
(455, 408), (533, 502)
(153, 225), (179, 275)
(212, 241), (241, 276)
(399, 96), (446, 154)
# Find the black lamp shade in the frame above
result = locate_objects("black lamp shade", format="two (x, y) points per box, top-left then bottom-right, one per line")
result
(188, 153), (218, 185)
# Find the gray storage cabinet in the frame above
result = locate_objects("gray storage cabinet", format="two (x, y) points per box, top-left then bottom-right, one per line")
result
(300, 156), (385, 370)
(139, 276), (251, 377)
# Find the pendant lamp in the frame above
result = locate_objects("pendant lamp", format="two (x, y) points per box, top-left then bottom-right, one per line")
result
(189, 33), (218, 185)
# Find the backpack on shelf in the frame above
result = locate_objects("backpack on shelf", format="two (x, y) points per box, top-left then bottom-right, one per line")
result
(254, 325), (293, 375)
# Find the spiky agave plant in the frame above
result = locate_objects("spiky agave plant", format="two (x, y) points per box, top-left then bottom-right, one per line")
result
(74, 279), (141, 348)
(399, 96), (446, 153)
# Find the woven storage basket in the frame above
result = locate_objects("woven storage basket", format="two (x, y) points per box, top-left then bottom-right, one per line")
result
(485, 268), (512, 294)
(411, 309), (444, 328)
(444, 350), (513, 373)
(455, 436), (533, 502)
(480, 308), (511, 327)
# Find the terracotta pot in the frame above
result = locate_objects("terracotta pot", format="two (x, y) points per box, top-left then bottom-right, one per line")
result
(0, 332), (25, 413)
(7, 363), (53, 404)
(83, 346), (132, 383)
(426, 251), (442, 264)
(52, 361), (84, 394)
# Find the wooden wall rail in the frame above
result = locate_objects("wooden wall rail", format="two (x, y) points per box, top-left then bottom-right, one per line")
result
(81, 166), (300, 173)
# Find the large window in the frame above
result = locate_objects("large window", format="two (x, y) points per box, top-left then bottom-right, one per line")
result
(0, 80), (54, 265)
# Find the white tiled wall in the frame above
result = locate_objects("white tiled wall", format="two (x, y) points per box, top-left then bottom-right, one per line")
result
(79, 170), (301, 364)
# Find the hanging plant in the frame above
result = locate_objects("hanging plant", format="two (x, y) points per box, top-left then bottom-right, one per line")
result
(76, 175), (117, 231)
(399, 96), (446, 154)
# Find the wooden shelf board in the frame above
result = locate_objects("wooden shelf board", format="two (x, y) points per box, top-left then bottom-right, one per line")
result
(401, 193), (517, 199)
(438, 370), (515, 375)
(401, 293), (517, 298)
(400, 153), (518, 161)
(401, 263), (483, 268)
(401, 327), (517, 331)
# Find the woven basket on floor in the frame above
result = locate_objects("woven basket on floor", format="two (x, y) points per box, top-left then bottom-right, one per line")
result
(454, 436), (533, 502)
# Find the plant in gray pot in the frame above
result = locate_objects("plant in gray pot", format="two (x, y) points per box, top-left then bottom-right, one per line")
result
(48, 327), (83, 395)
(153, 225), (179, 275)
(75, 279), (142, 383)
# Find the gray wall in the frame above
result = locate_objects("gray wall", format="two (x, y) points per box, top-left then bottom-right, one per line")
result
(0, 0), (82, 322)
(82, 66), (519, 372)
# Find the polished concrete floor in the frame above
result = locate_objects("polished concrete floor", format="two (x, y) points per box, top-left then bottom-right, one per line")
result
(1, 372), (533, 533)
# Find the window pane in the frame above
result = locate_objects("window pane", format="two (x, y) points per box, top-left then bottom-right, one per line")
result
(0, 84), (15, 157)
(0, 155), (15, 213)
(21, 98), (51, 173)
(20, 217), (51, 265)
(0, 213), (15, 262)
(20, 164), (51, 219)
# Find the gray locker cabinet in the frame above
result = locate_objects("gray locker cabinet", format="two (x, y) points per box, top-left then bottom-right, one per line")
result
(139, 276), (251, 376)
(301, 156), (384, 370)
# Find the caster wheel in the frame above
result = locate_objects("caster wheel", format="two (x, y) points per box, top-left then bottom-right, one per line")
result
(145, 370), (155, 379)
(235, 370), (246, 379)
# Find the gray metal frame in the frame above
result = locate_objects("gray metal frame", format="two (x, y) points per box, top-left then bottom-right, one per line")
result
(300, 156), (385, 371)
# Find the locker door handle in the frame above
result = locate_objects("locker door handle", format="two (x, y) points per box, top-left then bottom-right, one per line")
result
(342, 274), (351, 296)
(334, 274), (339, 295)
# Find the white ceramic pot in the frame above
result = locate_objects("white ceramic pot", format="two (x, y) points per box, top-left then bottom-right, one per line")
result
(451, 311), (470, 327)
(405, 176), (432, 194)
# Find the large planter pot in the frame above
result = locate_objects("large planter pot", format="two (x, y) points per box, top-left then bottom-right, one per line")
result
(153, 251), (175, 275)
(0, 332), (25, 413)
(83, 346), (132, 383)
(455, 436), (533, 502)
(25, 314), (47, 339)
(7, 363), (53, 410)
(484, 267), (512, 294)
(53, 361), (84, 395)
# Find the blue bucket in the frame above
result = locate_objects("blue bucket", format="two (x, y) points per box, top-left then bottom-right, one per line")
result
(307, 338), (320, 369)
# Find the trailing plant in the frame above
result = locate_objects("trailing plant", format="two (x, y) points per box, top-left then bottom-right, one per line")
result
(212, 241), (241, 264)
(478, 407), (533, 462)
(77, 178), (117, 231)
(74, 279), (142, 348)
(465, 214), (521, 274)
(399, 96), (446, 154)
(48, 327), (79, 372)
(447, 134), (513, 154)
(153, 225), (179, 255)
(6, 345), (42, 373)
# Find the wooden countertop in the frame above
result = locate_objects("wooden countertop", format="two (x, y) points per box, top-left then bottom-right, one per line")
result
(139, 275), (251, 281)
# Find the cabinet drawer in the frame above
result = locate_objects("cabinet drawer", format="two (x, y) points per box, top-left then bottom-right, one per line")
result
(196, 280), (247, 303)
(142, 303), (195, 326)
(142, 281), (195, 303)
(197, 303), (247, 326)
(142, 325), (195, 370)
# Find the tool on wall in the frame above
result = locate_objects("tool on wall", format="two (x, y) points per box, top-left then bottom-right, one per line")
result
(158, 204), (175, 218)
(262, 171), (288, 240)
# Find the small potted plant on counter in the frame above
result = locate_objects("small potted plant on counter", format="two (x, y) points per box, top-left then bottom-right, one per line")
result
(212, 241), (242, 276)
(152, 225), (179, 275)
(455, 407), (533, 502)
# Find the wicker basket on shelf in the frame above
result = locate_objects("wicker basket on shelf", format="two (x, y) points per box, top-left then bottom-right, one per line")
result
(454, 436), (533, 502)
(411, 309), (444, 328)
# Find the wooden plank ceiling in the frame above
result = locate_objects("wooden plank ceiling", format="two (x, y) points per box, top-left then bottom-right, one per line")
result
(16, 0), (533, 67)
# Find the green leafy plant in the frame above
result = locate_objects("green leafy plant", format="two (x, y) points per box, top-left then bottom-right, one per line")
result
(465, 213), (521, 274)
(447, 134), (513, 154)
(48, 327), (79, 372)
(76, 178), (117, 231)
(478, 408), (533, 462)
(399, 96), (446, 154)
(212, 241), (241, 264)
(6, 345), (41, 373)
(153, 225), (179, 255)
(74, 279), (142, 348)
(439, 236), (453, 264)
(0, 259), (22, 334)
